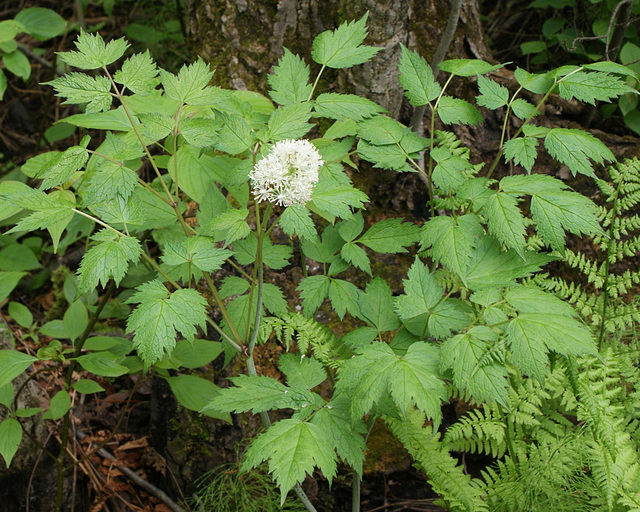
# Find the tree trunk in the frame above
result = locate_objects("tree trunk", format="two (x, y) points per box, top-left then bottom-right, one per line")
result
(183, 0), (492, 118)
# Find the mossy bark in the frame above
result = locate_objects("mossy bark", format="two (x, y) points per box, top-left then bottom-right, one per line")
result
(183, 0), (492, 118)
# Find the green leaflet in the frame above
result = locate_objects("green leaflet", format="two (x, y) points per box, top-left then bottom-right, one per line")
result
(279, 353), (326, 389)
(506, 313), (597, 382)
(484, 191), (526, 256)
(161, 236), (232, 282)
(314, 93), (385, 121)
(437, 96), (483, 125)
(298, 275), (330, 316)
(440, 326), (508, 407)
(77, 229), (142, 293)
(544, 128), (615, 178)
(311, 13), (381, 69)
(266, 103), (314, 141)
(336, 341), (447, 428)
(113, 51), (158, 95)
(278, 205), (317, 240)
(159, 59), (216, 105)
(398, 44), (441, 105)
(57, 31), (128, 69)
(476, 75), (509, 109)
(309, 172), (368, 219)
(558, 71), (631, 105)
(421, 214), (483, 275)
(242, 418), (337, 504)
(358, 277), (401, 332)
(503, 137), (538, 172)
(125, 280), (208, 366)
(328, 278), (362, 319)
(268, 48), (312, 106)
(48, 73), (113, 113)
(357, 218), (420, 253)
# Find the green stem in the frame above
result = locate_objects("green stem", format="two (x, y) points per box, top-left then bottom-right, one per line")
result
(308, 65), (326, 101)
(352, 415), (377, 512)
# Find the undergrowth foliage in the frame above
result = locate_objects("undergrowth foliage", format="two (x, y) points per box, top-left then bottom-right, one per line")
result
(0, 13), (639, 512)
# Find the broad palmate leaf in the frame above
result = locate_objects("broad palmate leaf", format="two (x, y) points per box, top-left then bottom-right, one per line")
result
(126, 280), (207, 365)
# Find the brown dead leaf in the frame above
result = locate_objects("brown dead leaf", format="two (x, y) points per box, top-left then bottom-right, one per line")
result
(117, 436), (149, 451)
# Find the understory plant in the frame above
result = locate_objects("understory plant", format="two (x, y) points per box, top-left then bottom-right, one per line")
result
(0, 13), (639, 512)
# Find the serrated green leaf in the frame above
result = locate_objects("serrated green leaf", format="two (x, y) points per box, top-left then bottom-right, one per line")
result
(202, 208), (250, 245)
(314, 93), (384, 121)
(584, 61), (637, 77)
(267, 103), (313, 141)
(218, 276), (250, 298)
(37, 145), (88, 190)
(544, 128), (614, 178)
(340, 242), (371, 274)
(311, 397), (367, 474)
(439, 59), (499, 77)
(48, 73), (113, 113)
(268, 48), (312, 105)
(309, 173), (368, 219)
(357, 218), (419, 253)
(77, 229), (141, 293)
(126, 281), (207, 365)
(507, 313), (596, 381)
(336, 342), (446, 427)
(0, 418), (22, 468)
(398, 44), (440, 105)
(162, 236), (231, 281)
(441, 326), (508, 406)
(358, 115), (405, 145)
(558, 71), (631, 105)
(505, 286), (577, 317)
(503, 137), (538, 172)
(279, 204), (317, 239)
(113, 51), (158, 95)
(356, 140), (408, 171)
(298, 275), (330, 316)
(337, 212), (364, 242)
(328, 278), (362, 319)
(430, 146), (471, 193)
(358, 277), (400, 332)
(484, 191), (526, 256)
(179, 117), (219, 148)
(437, 96), (483, 125)
(476, 75), (509, 109)
(138, 112), (174, 143)
(421, 214), (483, 275)
(5, 188), (75, 235)
(84, 163), (138, 205)
(159, 59), (215, 105)
(394, 258), (442, 321)
(58, 31), (128, 69)
(242, 418), (337, 504)
(510, 98), (539, 119)
(212, 111), (254, 154)
(311, 13), (381, 69)
(279, 353), (326, 389)
(514, 67), (554, 94)
(263, 283), (288, 316)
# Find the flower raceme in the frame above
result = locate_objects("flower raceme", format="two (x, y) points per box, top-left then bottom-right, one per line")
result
(249, 139), (323, 207)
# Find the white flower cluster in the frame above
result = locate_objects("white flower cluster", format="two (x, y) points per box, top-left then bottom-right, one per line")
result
(249, 139), (323, 207)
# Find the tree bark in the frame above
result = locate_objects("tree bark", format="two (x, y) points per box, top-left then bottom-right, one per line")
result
(183, 0), (492, 118)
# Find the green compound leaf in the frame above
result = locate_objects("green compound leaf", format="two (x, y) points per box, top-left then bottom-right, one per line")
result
(279, 204), (317, 240)
(314, 93), (385, 121)
(242, 418), (337, 505)
(437, 96), (483, 125)
(398, 44), (441, 105)
(484, 191), (526, 256)
(357, 218), (420, 253)
(58, 31), (128, 69)
(310, 397), (367, 475)
(421, 214), (483, 276)
(476, 75), (509, 109)
(311, 13), (381, 69)
(439, 59), (500, 77)
(558, 71), (631, 105)
(358, 115), (405, 145)
(503, 137), (538, 172)
(336, 342), (446, 428)
(544, 128), (615, 178)
(298, 275), (330, 316)
(506, 313), (597, 382)
(126, 280), (207, 366)
(159, 59), (215, 105)
(279, 353), (326, 389)
(340, 242), (371, 275)
(47, 73), (113, 113)
(328, 278), (362, 319)
(440, 326), (508, 407)
(268, 48), (312, 106)
(267, 103), (314, 141)
(77, 229), (142, 293)
(161, 236), (232, 281)
(358, 277), (401, 332)
(0, 418), (22, 468)
(113, 51), (158, 95)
